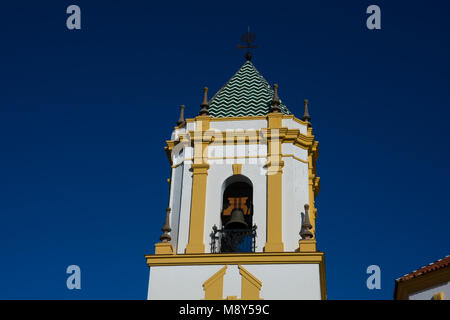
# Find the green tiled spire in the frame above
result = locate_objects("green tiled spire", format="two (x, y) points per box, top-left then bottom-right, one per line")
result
(208, 61), (291, 118)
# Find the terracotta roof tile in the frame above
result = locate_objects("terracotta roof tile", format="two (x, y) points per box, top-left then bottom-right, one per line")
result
(396, 255), (450, 282)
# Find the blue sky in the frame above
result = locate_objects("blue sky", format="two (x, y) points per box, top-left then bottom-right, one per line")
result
(0, 1), (449, 299)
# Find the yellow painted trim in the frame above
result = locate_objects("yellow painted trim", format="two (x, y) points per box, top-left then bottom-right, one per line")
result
(282, 114), (310, 127)
(165, 133), (190, 165)
(185, 163), (209, 254)
(172, 154), (308, 168)
(282, 154), (308, 164)
(265, 172), (284, 252)
(185, 117), (211, 254)
(239, 265), (263, 300)
(203, 265), (227, 300)
(186, 115), (309, 124)
(265, 113), (284, 252)
(146, 252), (325, 266)
(186, 116), (267, 123)
(171, 161), (185, 169)
(394, 267), (450, 300)
(432, 292), (445, 300)
(319, 254), (327, 300)
(154, 242), (175, 255)
(203, 265), (263, 300)
(232, 164), (242, 175)
(189, 129), (262, 145)
(297, 239), (317, 252)
(165, 128), (315, 166)
(172, 155), (268, 168)
(209, 155), (265, 160)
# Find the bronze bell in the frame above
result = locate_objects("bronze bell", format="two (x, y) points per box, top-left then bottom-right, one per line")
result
(225, 208), (248, 229)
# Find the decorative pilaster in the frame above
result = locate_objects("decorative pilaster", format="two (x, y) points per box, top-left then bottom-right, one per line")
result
(264, 111), (284, 252)
(186, 90), (211, 254)
(185, 162), (209, 253)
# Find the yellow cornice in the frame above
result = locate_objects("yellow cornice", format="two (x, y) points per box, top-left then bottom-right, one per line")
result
(165, 129), (317, 157)
(188, 130), (262, 145)
(314, 177), (321, 194)
(172, 154), (309, 168)
(260, 128), (316, 151)
(146, 251), (325, 266)
(282, 154), (309, 164)
(184, 115), (309, 127)
(210, 116), (268, 122)
(186, 116), (268, 123)
(238, 265), (262, 290)
(164, 146), (172, 165)
(165, 134), (190, 165)
(191, 163), (209, 174)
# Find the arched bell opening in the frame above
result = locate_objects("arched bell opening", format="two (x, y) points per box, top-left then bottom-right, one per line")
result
(210, 175), (257, 253)
(221, 180), (253, 229)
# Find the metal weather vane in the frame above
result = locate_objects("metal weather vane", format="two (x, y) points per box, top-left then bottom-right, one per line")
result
(237, 27), (258, 61)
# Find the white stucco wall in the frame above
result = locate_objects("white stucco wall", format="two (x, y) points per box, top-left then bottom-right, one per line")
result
(409, 282), (450, 300)
(210, 119), (267, 131)
(148, 263), (322, 300)
(175, 158), (193, 254)
(281, 143), (309, 251)
(282, 118), (308, 135)
(169, 164), (184, 250)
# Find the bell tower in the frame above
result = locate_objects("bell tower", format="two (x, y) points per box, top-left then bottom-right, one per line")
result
(146, 46), (326, 300)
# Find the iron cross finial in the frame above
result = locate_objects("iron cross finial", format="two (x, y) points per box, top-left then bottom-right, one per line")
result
(237, 27), (258, 61)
